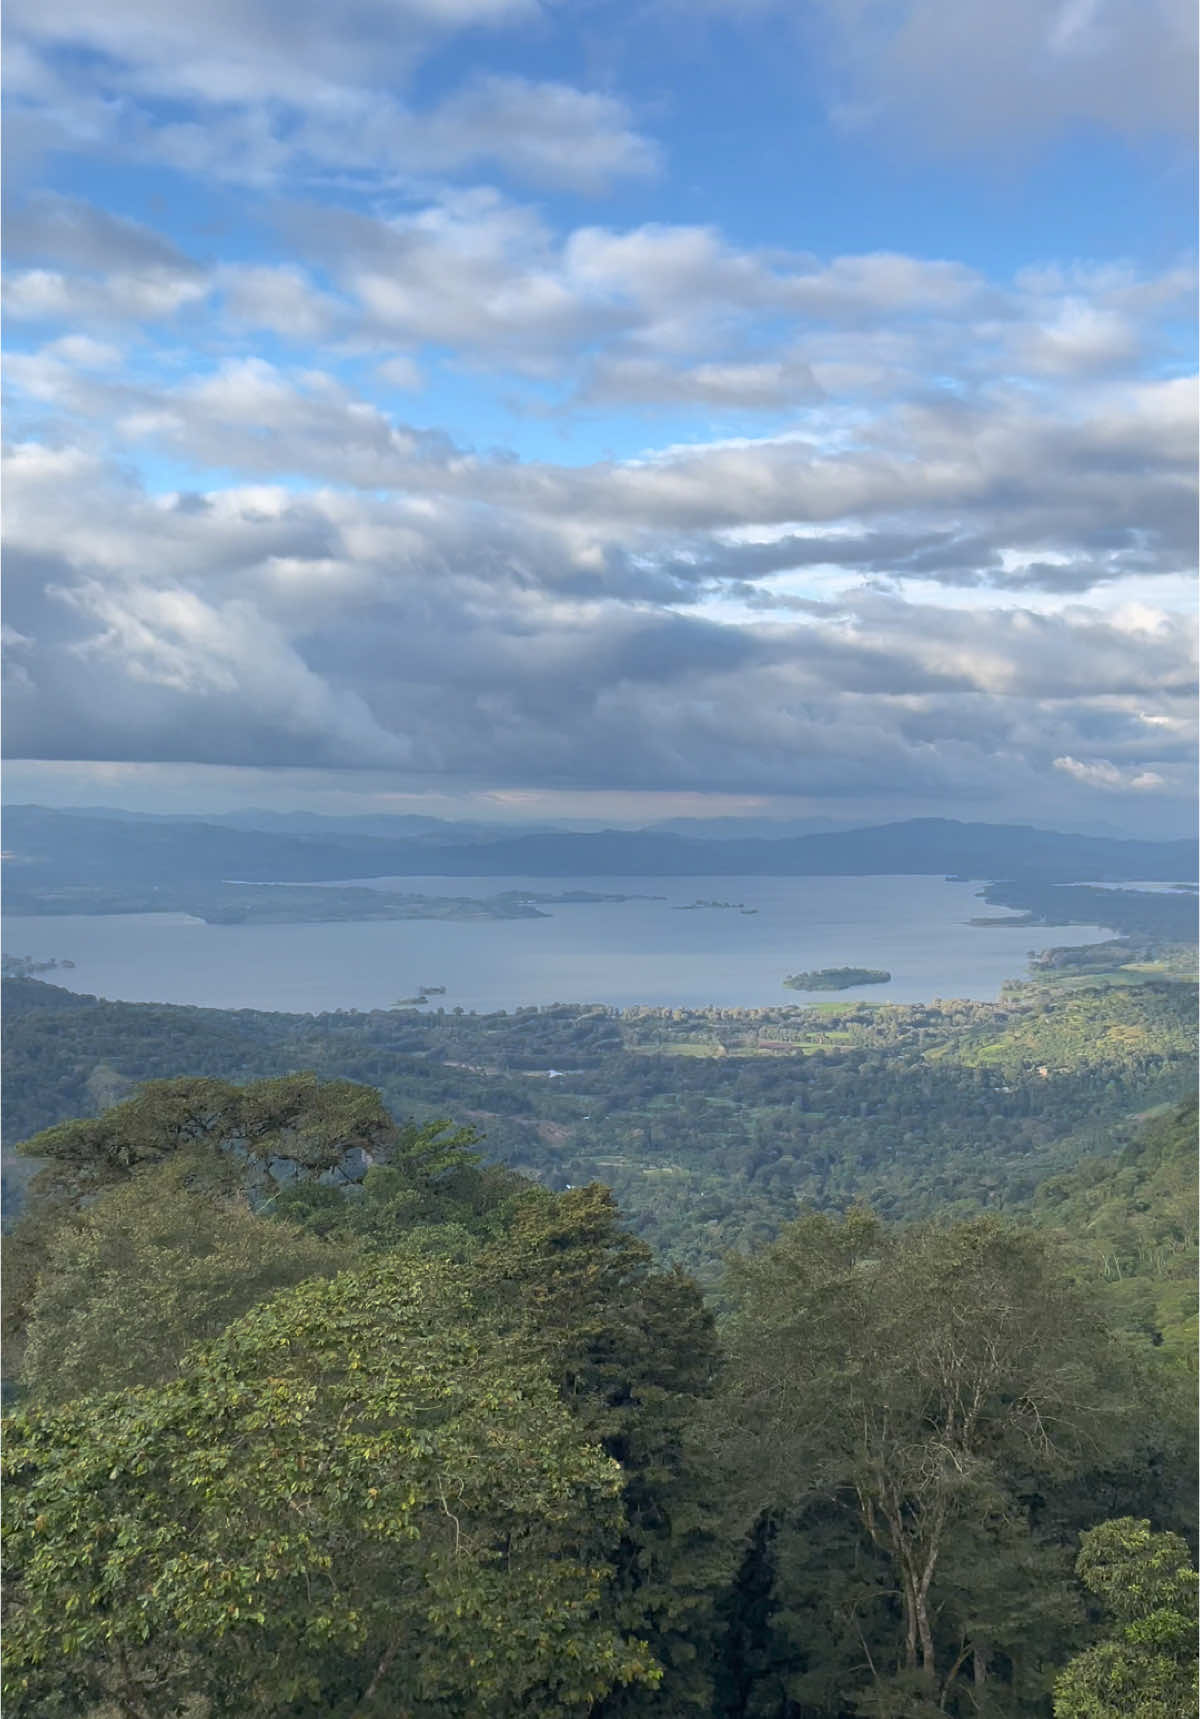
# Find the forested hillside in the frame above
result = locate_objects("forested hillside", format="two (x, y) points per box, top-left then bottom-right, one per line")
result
(5, 968), (1195, 1274)
(3, 1074), (1195, 1719)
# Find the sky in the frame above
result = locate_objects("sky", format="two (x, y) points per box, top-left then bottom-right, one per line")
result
(3, 0), (1197, 835)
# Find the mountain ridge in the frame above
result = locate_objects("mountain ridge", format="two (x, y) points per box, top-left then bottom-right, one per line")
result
(3, 804), (1195, 889)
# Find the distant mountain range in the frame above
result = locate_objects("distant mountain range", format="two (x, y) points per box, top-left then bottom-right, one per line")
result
(3, 804), (1195, 892)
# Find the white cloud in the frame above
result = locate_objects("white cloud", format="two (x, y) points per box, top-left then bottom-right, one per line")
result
(218, 265), (340, 340)
(5, 265), (207, 325)
(43, 334), (124, 369)
(1053, 755), (1168, 790)
(376, 354), (425, 390)
(1010, 300), (1141, 375)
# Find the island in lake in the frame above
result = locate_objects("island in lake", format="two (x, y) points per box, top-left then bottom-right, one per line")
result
(673, 898), (749, 912)
(1, 954), (76, 979)
(392, 984), (450, 1006)
(784, 966), (892, 991)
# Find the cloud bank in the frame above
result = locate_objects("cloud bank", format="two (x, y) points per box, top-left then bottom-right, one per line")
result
(2, 0), (1196, 832)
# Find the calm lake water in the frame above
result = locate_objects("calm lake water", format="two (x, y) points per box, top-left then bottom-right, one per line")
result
(3, 875), (1113, 1015)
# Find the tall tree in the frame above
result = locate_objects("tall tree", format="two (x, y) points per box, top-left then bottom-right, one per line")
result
(3, 1251), (657, 1719)
(713, 1212), (1142, 1716)
(478, 1184), (730, 1714)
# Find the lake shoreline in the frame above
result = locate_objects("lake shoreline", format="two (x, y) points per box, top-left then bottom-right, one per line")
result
(1, 874), (1116, 1016)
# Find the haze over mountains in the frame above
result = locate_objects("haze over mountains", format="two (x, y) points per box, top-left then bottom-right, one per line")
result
(4, 804), (1194, 891)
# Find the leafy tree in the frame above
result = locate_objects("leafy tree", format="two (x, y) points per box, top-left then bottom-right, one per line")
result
(19, 1155), (350, 1405)
(4, 1077), (497, 1387)
(713, 1213), (1142, 1716)
(478, 1184), (729, 1714)
(1054, 1518), (1198, 1719)
(271, 1120), (528, 1248)
(3, 1252), (658, 1718)
(15, 1072), (399, 1215)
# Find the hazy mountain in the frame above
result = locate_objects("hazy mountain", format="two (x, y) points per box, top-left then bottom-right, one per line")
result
(3, 805), (1194, 894)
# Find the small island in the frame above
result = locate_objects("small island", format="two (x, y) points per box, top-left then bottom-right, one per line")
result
(393, 984), (449, 1007)
(674, 899), (748, 912)
(1, 954), (76, 979)
(784, 966), (892, 991)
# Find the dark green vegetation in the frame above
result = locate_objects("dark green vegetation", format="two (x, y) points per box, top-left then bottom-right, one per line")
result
(976, 880), (1197, 945)
(3, 839), (1195, 1716)
(3, 1071), (1195, 1718)
(1031, 1097), (1198, 1367)
(5, 963), (1195, 1276)
(783, 966), (891, 990)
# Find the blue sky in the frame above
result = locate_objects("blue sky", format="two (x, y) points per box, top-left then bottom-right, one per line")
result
(3, 0), (1197, 833)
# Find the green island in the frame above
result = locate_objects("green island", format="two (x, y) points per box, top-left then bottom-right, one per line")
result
(1, 870), (1196, 1719)
(784, 965), (892, 990)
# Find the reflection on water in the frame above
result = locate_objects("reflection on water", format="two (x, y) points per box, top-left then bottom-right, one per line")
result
(3, 874), (1112, 1016)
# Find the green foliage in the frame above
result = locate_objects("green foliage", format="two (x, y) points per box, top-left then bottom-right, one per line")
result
(16, 1071), (398, 1213)
(1, 1038), (1195, 1719)
(3, 1072), (405, 1395)
(19, 1157), (350, 1405)
(477, 1185), (731, 1715)
(783, 967), (891, 990)
(1054, 1519), (1198, 1719)
(3, 1254), (659, 1718)
(4, 978), (1195, 1278)
(711, 1213), (1147, 1716)
(1033, 1102), (1198, 1365)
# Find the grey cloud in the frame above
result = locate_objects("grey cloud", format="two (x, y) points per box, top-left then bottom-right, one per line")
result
(820, 0), (1196, 147)
(131, 78), (658, 195)
(3, 195), (209, 328)
(5, 194), (202, 273)
(389, 77), (660, 192)
(7, 0), (535, 109)
(217, 265), (342, 340)
(579, 352), (823, 410)
(6, 339), (1193, 597)
(5, 447), (1193, 824)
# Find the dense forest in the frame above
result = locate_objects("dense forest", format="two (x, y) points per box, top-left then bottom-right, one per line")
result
(4, 958), (1195, 1275)
(3, 915), (1196, 1716)
(3, 1070), (1196, 1718)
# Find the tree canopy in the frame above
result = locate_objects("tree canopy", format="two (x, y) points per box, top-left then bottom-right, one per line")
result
(3, 1253), (658, 1719)
(1054, 1518), (1198, 1719)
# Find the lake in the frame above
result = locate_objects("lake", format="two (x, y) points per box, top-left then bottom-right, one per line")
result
(2, 874), (1113, 1015)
